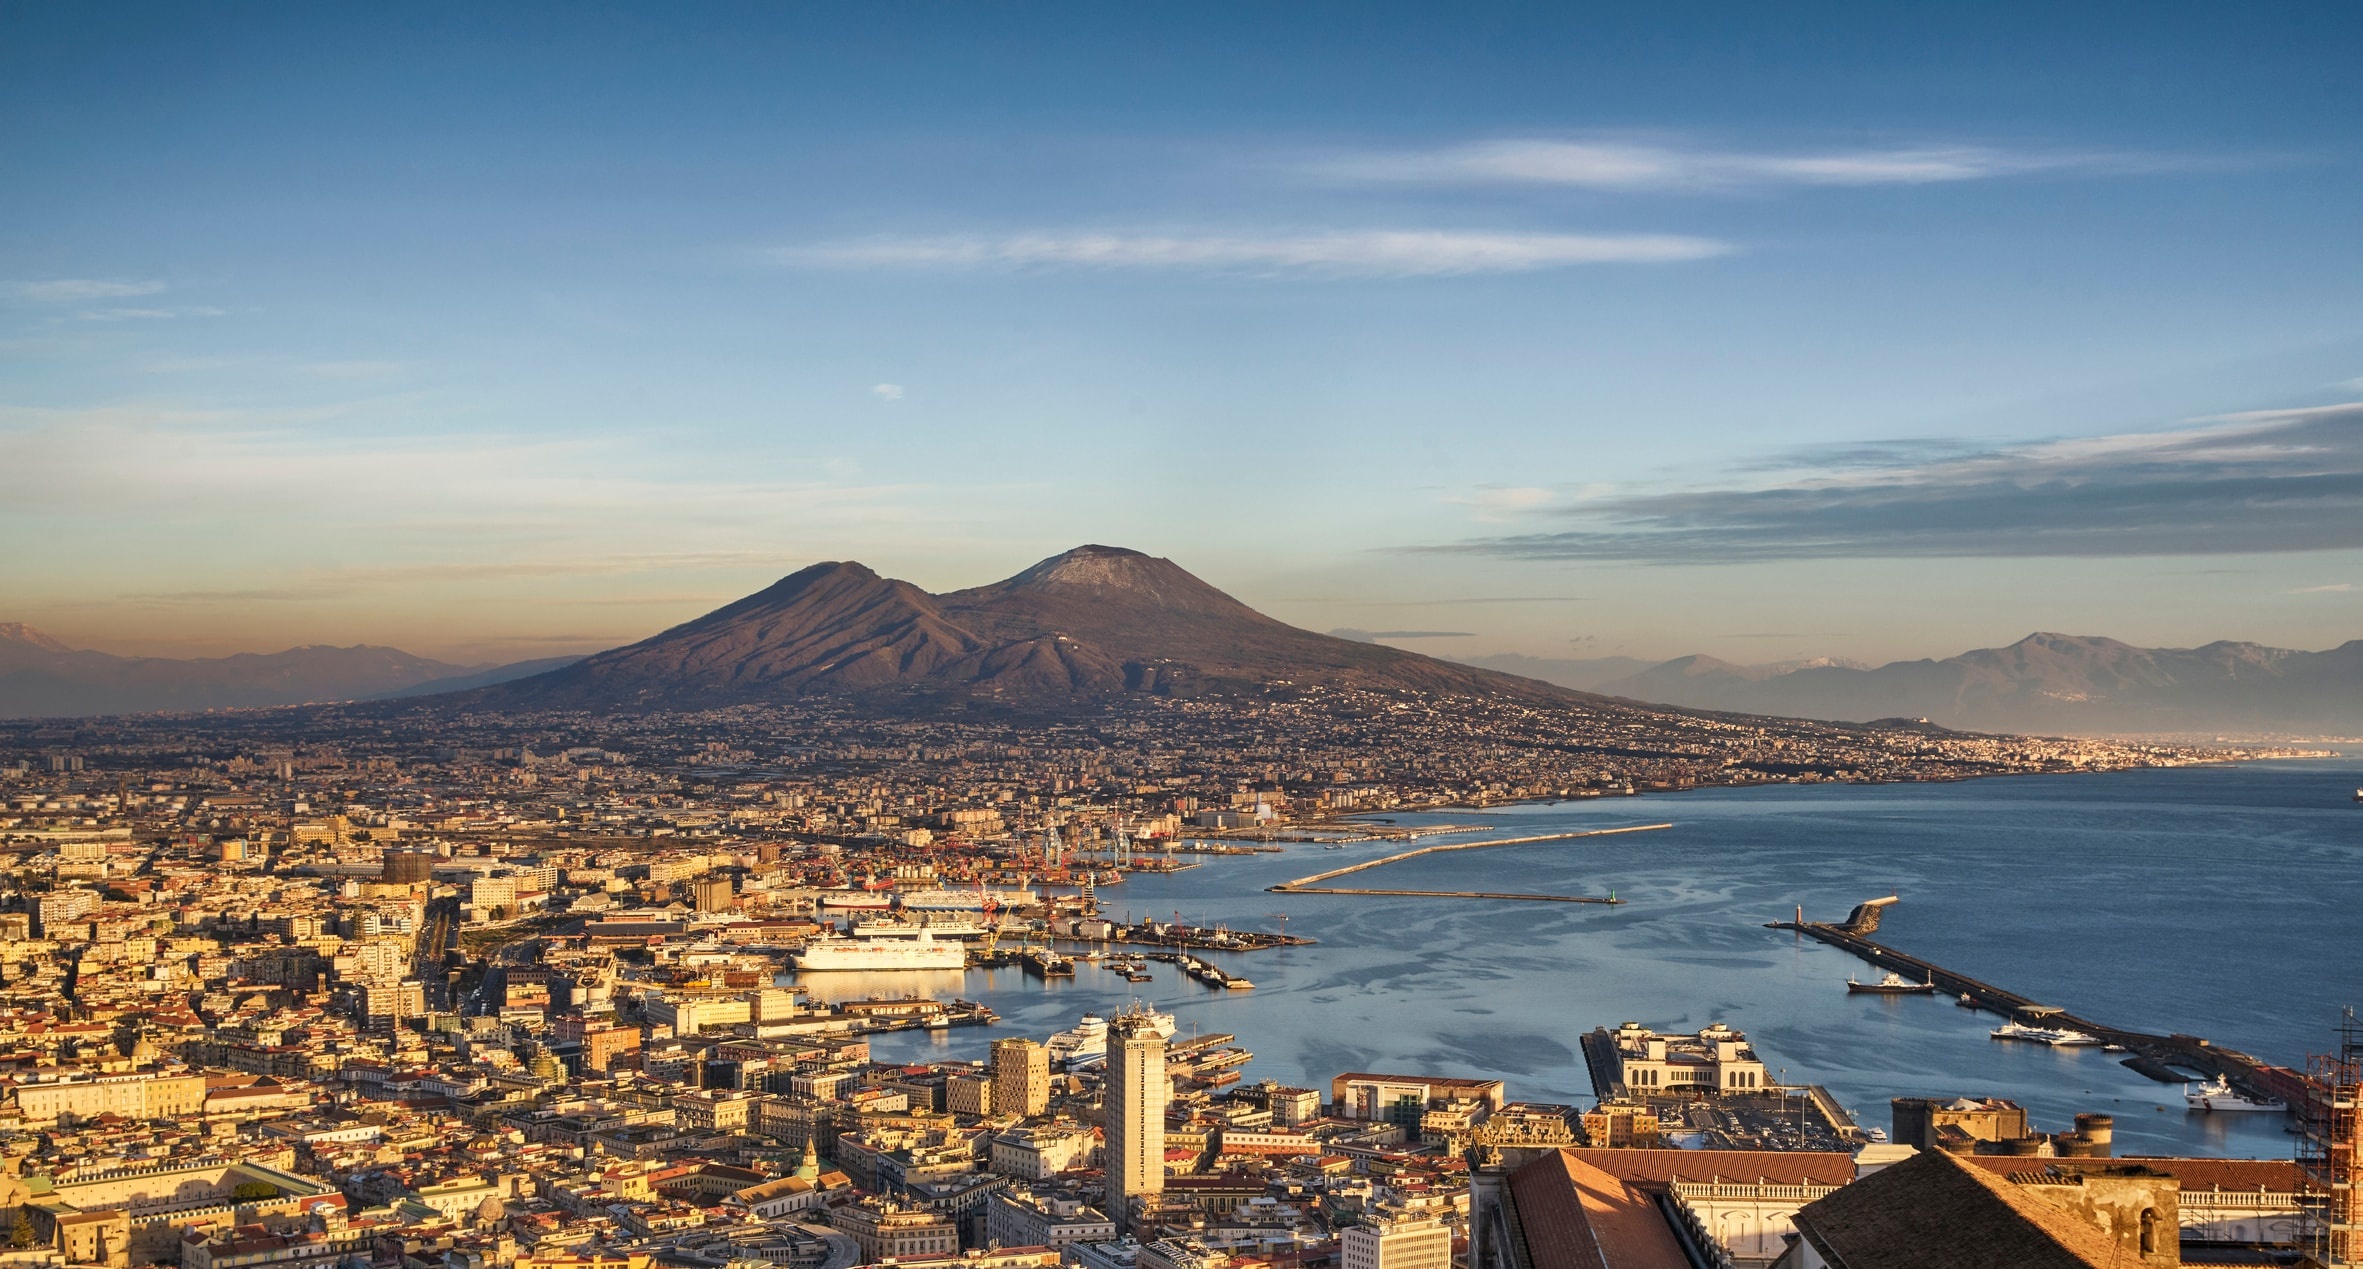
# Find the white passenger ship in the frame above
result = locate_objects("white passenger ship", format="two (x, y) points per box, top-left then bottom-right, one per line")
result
(794, 928), (967, 971)
(1047, 1009), (1177, 1069)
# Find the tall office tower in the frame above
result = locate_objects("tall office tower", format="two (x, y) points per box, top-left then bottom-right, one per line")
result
(993, 1036), (1050, 1117)
(1104, 1008), (1169, 1230)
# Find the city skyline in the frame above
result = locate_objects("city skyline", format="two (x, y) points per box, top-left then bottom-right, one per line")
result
(5, 6), (2361, 666)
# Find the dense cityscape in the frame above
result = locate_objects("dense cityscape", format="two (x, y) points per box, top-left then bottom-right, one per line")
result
(0, 695), (2325, 1269)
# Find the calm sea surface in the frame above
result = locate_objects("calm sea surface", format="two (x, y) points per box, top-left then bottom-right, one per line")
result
(812, 757), (2363, 1159)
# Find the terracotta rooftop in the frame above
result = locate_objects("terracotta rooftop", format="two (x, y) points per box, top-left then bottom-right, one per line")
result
(1507, 1149), (1688, 1269)
(1564, 1148), (1853, 1191)
(1792, 1146), (2132, 1269)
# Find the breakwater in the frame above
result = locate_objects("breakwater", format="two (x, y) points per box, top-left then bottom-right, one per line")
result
(1267, 822), (1670, 902)
(1772, 901), (2313, 1112)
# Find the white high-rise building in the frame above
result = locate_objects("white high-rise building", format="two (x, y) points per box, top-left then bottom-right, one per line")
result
(1341, 1218), (1452, 1269)
(1105, 1007), (1169, 1229)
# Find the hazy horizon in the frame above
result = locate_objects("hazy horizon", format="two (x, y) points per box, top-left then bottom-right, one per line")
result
(5, 6), (2359, 666)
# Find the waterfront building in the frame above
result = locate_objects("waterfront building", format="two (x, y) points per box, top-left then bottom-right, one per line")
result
(1609, 1022), (1769, 1095)
(1106, 1008), (1171, 1229)
(1330, 1073), (1507, 1129)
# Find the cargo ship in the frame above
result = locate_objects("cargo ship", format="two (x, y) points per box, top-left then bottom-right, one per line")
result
(794, 928), (967, 971)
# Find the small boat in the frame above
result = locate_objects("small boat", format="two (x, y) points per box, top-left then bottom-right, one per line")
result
(1224, 977), (1254, 990)
(1862, 1126), (1889, 1144)
(1848, 971), (1938, 995)
(1956, 993), (1979, 1009)
(2186, 1075), (2287, 1113)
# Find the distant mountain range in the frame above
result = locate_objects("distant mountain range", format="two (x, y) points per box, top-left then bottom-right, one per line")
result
(0, 623), (574, 719)
(454, 545), (1574, 714)
(1509, 633), (2363, 735)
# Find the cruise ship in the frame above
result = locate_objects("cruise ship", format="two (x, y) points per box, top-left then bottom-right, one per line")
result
(1047, 1009), (1177, 1069)
(817, 890), (894, 912)
(794, 929), (967, 971)
(850, 915), (989, 939)
(895, 887), (1039, 912)
(1990, 1021), (2104, 1047)
(2185, 1075), (2287, 1113)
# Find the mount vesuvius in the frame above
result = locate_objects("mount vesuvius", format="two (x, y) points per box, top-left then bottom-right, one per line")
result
(449, 545), (1579, 715)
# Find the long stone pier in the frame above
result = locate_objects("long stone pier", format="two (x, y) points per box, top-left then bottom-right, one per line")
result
(1772, 901), (2313, 1111)
(1266, 822), (1670, 903)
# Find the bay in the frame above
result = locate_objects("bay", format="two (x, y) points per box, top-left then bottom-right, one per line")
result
(820, 757), (2363, 1159)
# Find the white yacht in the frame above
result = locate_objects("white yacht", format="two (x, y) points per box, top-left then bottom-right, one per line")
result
(1990, 1021), (2104, 1047)
(794, 928), (967, 971)
(2185, 1075), (2287, 1113)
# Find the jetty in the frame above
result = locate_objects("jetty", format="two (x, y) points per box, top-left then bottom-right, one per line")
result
(1773, 897), (2313, 1110)
(1267, 823), (1669, 903)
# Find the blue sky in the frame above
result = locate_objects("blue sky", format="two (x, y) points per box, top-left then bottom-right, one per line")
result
(3, 4), (2360, 665)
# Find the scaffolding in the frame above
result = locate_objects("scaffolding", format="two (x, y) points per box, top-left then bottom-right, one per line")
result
(2302, 1008), (2363, 1268)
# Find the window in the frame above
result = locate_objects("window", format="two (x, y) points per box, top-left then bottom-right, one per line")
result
(2139, 1208), (2157, 1255)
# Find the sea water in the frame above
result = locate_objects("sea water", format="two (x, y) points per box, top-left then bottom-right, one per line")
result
(824, 757), (2363, 1158)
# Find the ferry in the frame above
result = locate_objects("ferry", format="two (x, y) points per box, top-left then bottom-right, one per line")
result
(794, 928), (967, 971)
(896, 887), (1039, 911)
(1048, 1009), (1177, 1069)
(818, 891), (895, 912)
(1990, 1021), (2105, 1047)
(2185, 1075), (2288, 1113)
(1847, 972), (1938, 995)
(851, 915), (989, 940)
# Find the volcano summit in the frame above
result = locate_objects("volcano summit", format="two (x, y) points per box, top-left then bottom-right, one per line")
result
(453, 545), (1571, 714)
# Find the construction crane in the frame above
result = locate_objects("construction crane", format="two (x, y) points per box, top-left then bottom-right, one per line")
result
(1264, 912), (1292, 938)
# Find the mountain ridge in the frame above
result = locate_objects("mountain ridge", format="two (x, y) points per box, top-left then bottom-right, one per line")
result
(0, 625), (572, 719)
(1591, 631), (2363, 733)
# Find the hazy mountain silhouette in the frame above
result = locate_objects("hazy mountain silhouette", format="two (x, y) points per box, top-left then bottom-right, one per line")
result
(0, 624), (565, 718)
(1598, 632), (2363, 734)
(461, 545), (1582, 713)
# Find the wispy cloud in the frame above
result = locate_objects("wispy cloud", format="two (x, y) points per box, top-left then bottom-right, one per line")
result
(777, 230), (1729, 278)
(15, 279), (165, 303)
(2291, 583), (2354, 594)
(1329, 628), (1475, 642)
(304, 360), (407, 380)
(1432, 402), (2363, 562)
(1322, 138), (2166, 192)
(872, 383), (905, 400)
(73, 307), (180, 321)
(1451, 485), (1556, 521)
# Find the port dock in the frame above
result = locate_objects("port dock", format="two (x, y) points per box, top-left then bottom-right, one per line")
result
(1268, 823), (1668, 903)
(1773, 898), (2312, 1110)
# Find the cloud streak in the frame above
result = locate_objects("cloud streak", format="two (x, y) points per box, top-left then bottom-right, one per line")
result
(1433, 403), (2363, 562)
(778, 230), (1729, 277)
(1323, 138), (2161, 192)
(15, 279), (165, 303)
(1329, 628), (1475, 642)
